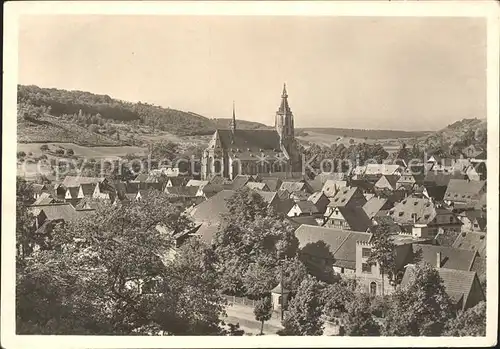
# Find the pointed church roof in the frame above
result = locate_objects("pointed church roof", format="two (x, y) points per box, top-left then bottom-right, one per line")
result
(229, 100), (236, 131)
(278, 83), (292, 115)
(271, 282), (290, 294)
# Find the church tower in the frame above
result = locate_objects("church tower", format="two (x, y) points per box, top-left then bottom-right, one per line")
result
(229, 100), (236, 134)
(275, 83), (295, 144)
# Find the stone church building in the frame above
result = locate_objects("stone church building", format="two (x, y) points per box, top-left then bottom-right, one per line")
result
(201, 84), (302, 180)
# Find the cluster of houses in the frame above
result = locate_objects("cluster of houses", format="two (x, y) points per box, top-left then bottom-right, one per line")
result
(28, 146), (487, 312)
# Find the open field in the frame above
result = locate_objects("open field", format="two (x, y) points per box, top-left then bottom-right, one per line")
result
(17, 142), (147, 159)
(297, 130), (409, 154)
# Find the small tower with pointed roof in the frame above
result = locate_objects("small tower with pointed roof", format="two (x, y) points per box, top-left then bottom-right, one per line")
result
(229, 100), (236, 134)
(275, 83), (295, 143)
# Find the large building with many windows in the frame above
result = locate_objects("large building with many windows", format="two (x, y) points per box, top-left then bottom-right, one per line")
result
(201, 84), (302, 180)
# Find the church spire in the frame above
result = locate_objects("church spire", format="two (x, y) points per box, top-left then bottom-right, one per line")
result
(230, 100), (236, 134)
(282, 83), (288, 98)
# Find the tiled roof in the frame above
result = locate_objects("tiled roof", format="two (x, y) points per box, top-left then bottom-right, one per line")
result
(192, 222), (219, 245)
(287, 215), (321, 228)
(230, 175), (253, 190)
(349, 179), (375, 192)
(375, 175), (399, 190)
(295, 200), (319, 214)
(277, 189), (291, 200)
(388, 197), (436, 225)
(308, 191), (326, 205)
(32, 192), (54, 205)
(423, 171), (466, 186)
(401, 265), (479, 306)
(261, 177), (282, 191)
(280, 181), (307, 193)
(253, 190), (278, 205)
(290, 191), (310, 202)
(333, 231), (372, 269)
(216, 129), (281, 151)
(423, 185), (447, 201)
(275, 198), (296, 215)
(444, 179), (485, 202)
(189, 190), (234, 224)
(412, 244), (476, 271)
(336, 206), (372, 232)
(327, 186), (364, 208)
(246, 182), (268, 191)
(66, 187), (79, 199)
(32, 183), (49, 194)
(365, 164), (401, 176)
(201, 184), (225, 198)
(295, 224), (352, 259)
(62, 176), (105, 188)
(362, 197), (389, 219)
(165, 186), (199, 197)
(79, 183), (96, 197)
(186, 179), (209, 187)
(167, 177), (191, 187)
(470, 256), (486, 282)
(321, 180), (347, 197)
(208, 175), (226, 185)
(31, 203), (93, 222)
(452, 231), (486, 257)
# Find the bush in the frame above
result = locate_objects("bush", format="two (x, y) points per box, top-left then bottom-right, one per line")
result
(88, 124), (99, 133)
(40, 144), (49, 152)
(39, 154), (48, 160)
(66, 148), (75, 156)
(17, 151), (26, 159)
(55, 149), (65, 155)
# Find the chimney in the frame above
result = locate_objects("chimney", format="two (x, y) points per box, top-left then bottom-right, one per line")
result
(436, 252), (441, 268)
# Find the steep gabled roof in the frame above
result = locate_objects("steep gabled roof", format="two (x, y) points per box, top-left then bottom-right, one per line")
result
(362, 197), (389, 219)
(401, 265), (480, 307)
(253, 190), (278, 206)
(66, 187), (79, 199)
(245, 182), (268, 191)
(79, 183), (96, 197)
(388, 197), (436, 225)
(294, 200), (319, 214)
(375, 175), (399, 190)
(328, 186), (364, 208)
(412, 244), (476, 271)
(261, 177), (282, 191)
(62, 176), (105, 188)
(295, 225), (352, 259)
(308, 191), (327, 205)
(32, 192), (54, 205)
(189, 190), (234, 224)
(365, 164), (401, 176)
(444, 179), (486, 201)
(31, 203), (93, 222)
(333, 231), (372, 269)
(321, 179), (347, 197)
(280, 181), (307, 193)
(216, 129), (281, 151)
(452, 231), (486, 257)
(337, 206), (372, 232)
(164, 186), (199, 197)
(230, 175), (253, 190)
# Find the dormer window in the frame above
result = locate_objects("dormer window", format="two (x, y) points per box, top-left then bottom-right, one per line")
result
(413, 202), (418, 206)
(402, 200), (407, 204)
(398, 212), (404, 217)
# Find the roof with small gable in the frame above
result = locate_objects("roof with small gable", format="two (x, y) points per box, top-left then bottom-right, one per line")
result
(189, 190), (234, 223)
(32, 192), (54, 205)
(388, 197), (437, 225)
(321, 179), (347, 197)
(452, 231), (486, 257)
(245, 182), (268, 191)
(62, 176), (105, 188)
(412, 244), (476, 271)
(294, 200), (319, 214)
(362, 197), (389, 219)
(280, 181), (307, 193)
(261, 177), (282, 191)
(336, 206), (373, 232)
(374, 175), (399, 190)
(444, 179), (486, 202)
(327, 186), (364, 208)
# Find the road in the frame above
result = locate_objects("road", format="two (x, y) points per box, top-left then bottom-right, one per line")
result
(222, 303), (284, 335)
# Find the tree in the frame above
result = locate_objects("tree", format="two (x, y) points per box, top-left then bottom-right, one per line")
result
(321, 279), (356, 321)
(16, 177), (36, 260)
(367, 219), (397, 296)
(341, 292), (380, 336)
(383, 262), (454, 336)
(253, 297), (272, 335)
(16, 191), (227, 335)
(444, 301), (486, 336)
(17, 151), (26, 159)
(88, 124), (99, 133)
(66, 148), (75, 156)
(280, 276), (324, 335)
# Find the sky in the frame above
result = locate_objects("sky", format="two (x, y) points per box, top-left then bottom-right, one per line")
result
(18, 15), (486, 131)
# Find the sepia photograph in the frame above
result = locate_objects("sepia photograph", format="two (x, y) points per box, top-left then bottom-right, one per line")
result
(2, 1), (499, 348)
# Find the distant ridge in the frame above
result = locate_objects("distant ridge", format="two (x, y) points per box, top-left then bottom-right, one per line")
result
(298, 127), (431, 140)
